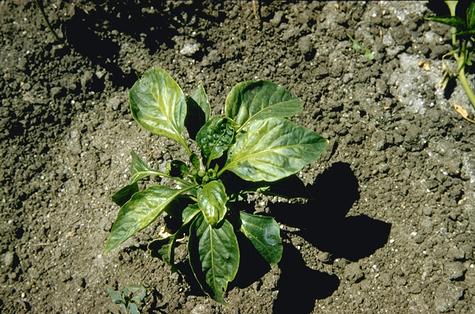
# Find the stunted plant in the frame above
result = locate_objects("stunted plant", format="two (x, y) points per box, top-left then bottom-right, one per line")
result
(104, 67), (328, 302)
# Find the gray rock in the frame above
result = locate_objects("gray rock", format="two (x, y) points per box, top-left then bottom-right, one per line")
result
(445, 262), (466, 281)
(447, 246), (465, 261)
(434, 283), (464, 312)
(270, 11), (283, 26)
(107, 95), (122, 111)
(80, 71), (94, 90)
(298, 35), (314, 56)
(180, 41), (201, 57)
(3, 251), (18, 269)
(344, 263), (364, 283)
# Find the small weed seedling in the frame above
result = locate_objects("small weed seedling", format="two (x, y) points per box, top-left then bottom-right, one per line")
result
(105, 67), (328, 302)
(107, 285), (146, 314)
(427, 0), (475, 121)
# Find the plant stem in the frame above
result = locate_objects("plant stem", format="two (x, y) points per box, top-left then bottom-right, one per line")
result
(457, 66), (475, 109)
(34, 0), (62, 42)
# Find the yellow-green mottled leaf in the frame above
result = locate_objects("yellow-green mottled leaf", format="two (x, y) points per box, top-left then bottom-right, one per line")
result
(105, 185), (188, 252)
(188, 215), (239, 302)
(197, 180), (228, 226)
(225, 80), (302, 129)
(222, 118), (328, 182)
(129, 67), (188, 150)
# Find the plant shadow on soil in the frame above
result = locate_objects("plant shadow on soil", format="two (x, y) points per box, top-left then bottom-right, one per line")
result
(148, 162), (391, 312)
(269, 162), (392, 313)
(61, 1), (221, 87)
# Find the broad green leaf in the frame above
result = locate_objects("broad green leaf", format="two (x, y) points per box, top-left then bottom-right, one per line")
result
(182, 203), (200, 225)
(425, 16), (465, 27)
(224, 80), (303, 129)
(467, 1), (475, 30)
(197, 180), (228, 226)
(107, 288), (124, 304)
(112, 182), (139, 206)
(191, 84), (211, 121)
(188, 215), (239, 302)
(196, 117), (235, 165)
(129, 67), (189, 150)
(105, 185), (189, 252)
(222, 118), (328, 182)
(239, 211), (282, 264)
(129, 304), (139, 314)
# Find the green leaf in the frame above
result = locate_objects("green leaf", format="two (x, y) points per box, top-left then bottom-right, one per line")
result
(197, 180), (228, 226)
(224, 80), (303, 129)
(239, 211), (282, 264)
(182, 203), (200, 225)
(107, 288), (124, 304)
(188, 215), (239, 302)
(191, 84), (211, 121)
(425, 15), (465, 28)
(131, 151), (152, 175)
(467, 1), (475, 30)
(129, 67), (189, 151)
(190, 153), (201, 172)
(112, 182), (139, 206)
(105, 185), (190, 253)
(128, 303), (139, 314)
(222, 118), (328, 182)
(196, 117), (235, 165)
(156, 231), (178, 266)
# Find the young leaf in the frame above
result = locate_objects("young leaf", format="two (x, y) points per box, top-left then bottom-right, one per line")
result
(129, 67), (189, 152)
(105, 185), (191, 253)
(197, 180), (228, 226)
(196, 117), (235, 165)
(467, 1), (475, 30)
(221, 118), (328, 182)
(131, 151), (152, 175)
(112, 182), (139, 206)
(182, 203), (200, 225)
(191, 84), (211, 121)
(239, 211), (282, 264)
(156, 230), (179, 266)
(224, 80), (303, 129)
(425, 16), (465, 28)
(188, 214), (239, 302)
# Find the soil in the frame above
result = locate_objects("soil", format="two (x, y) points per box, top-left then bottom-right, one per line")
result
(1, 1), (474, 313)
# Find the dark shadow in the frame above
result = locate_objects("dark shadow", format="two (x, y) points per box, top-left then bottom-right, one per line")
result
(426, 0), (450, 16)
(271, 162), (391, 261)
(61, 1), (223, 87)
(273, 242), (339, 314)
(271, 162), (391, 313)
(229, 233), (270, 289)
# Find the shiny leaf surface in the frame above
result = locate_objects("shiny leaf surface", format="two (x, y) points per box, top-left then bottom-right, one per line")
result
(197, 180), (228, 226)
(196, 117), (235, 165)
(225, 80), (302, 129)
(129, 67), (188, 149)
(188, 215), (239, 302)
(239, 211), (282, 264)
(223, 118), (328, 182)
(191, 84), (211, 121)
(105, 185), (189, 252)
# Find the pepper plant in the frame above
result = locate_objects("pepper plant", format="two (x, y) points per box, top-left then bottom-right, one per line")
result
(427, 0), (475, 121)
(104, 67), (328, 302)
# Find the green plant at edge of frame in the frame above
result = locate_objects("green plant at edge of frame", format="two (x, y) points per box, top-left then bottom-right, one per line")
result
(104, 67), (328, 302)
(107, 285), (146, 314)
(426, 0), (475, 116)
